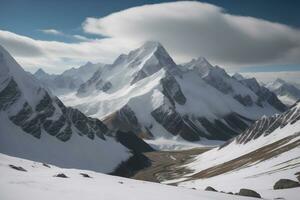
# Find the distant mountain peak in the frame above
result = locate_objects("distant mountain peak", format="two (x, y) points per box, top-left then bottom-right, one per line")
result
(34, 68), (48, 76)
(232, 73), (244, 81)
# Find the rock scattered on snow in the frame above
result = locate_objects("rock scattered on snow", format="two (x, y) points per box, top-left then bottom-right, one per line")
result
(42, 163), (51, 168)
(204, 186), (217, 192)
(54, 173), (68, 178)
(9, 164), (27, 172)
(80, 173), (92, 178)
(273, 179), (300, 190)
(238, 189), (261, 198)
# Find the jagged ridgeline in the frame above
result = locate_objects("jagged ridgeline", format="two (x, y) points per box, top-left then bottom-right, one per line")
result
(61, 41), (287, 145)
(0, 45), (153, 173)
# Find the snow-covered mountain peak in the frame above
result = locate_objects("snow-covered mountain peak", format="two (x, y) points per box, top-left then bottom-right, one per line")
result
(34, 68), (49, 78)
(266, 78), (300, 106)
(184, 57), (213, 75)
(232, 73), (245, 81)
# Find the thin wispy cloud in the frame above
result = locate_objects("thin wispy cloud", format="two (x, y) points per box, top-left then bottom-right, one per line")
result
(39, 29), (64, 36)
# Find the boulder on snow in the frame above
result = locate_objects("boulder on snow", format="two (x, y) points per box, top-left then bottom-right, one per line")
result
(205, 186), (217, 192)
(54, 173), (68, 178)
(238, 189), (261, 198)
(9, 164), (27, 172)
(295, 172), (300, 182)
(43, 163), (51, 168)
(80, 173), (92, 178)
(273, 179), (300, 190)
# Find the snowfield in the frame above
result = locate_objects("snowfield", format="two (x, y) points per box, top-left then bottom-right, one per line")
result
(164, 103), (300, 200)
(0, 153), (258, 200)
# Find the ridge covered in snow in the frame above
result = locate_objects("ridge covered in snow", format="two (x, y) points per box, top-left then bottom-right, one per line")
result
(34, 62), (104, 95)
(0, 45), (152, 173)
(266, 78), (300, 106)
(60, 41), (287, 149)
(164, 101), (300, 200)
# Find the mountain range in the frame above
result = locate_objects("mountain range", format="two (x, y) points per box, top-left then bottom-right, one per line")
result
(266, 78), (300, 106)
(0, 44), (153, 173)
(1, 42), (299, 200)
(48, 41), (287, 149)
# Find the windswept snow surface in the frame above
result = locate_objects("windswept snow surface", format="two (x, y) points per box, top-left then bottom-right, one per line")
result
(165, 103), (300, 200)
(0, 113), (130, 173)
(0, 153), (257, 200)
(0, 44), (130, 173)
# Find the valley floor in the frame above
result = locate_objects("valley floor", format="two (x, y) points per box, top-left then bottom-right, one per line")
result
(132, 147), (211, 182)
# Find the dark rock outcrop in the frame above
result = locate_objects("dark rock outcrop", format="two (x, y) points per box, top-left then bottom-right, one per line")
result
(238, 189), (261, 198)
(0, 79), (21, 110)
(151, 106), (200, 141)
(273, 179), (300, 190)
(80, 173), (92, 178)
(160, 74), (186, 105)
(235, 104), (300, 145)
(205, 186), (217, 192)
(115, 131), (154, 154)
(54, 173), (68, 178)
(9, 164), (27, 172)
(111, 153), (151, 178)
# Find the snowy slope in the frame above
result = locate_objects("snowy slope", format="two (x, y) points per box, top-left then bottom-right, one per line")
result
(266, 79), (300, 106)
(164, 102), (300, 200)
(34, 62), (104, 95)
(0, 44), (139, 173)
(0, 153), (257, 200)
(60, 41), (286, 149)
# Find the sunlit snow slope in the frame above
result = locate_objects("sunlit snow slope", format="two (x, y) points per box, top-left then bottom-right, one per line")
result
(165, 101), (300, 200)
(0, 45), (131, 173)
(0, 153), (257, 200)
(60, 41), (286, 149)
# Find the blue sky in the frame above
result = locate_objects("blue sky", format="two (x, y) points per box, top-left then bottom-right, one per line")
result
(0, 0), (299, 74)
(1, 0), (299, 42)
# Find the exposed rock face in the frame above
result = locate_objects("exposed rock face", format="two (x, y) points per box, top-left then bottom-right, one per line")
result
(115, 131), (154, 154)
(9, 164), (27, 172)
(54, 173), (68, 178)
(111, 153), (151, 178)
(295, 172), (300, 182)
(205, 186), (217, 192)
(5, 86), (108, 142)
(103, 105), (151, 138)
(239, 78), (287, 112)
(238, 189), (261, 198)
(67, 42), (288, 144)
(160, 74), (186, 105)
(235, 103), (300, 145)
(151, 106), (200, 141)
(273, 179), (300, 190)
(0, 79), (21, 110)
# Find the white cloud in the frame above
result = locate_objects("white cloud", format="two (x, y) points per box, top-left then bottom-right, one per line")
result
(0, 1), (300, 74)
(83, 1), (300, 67)
(0, 30), (131, 73)
(39, 29), (64, 36)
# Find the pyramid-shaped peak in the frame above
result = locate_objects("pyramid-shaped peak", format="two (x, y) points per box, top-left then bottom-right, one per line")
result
(232, 73), (244, 81)
(34, 68), (47, 76)
(274, 78), (286, 84)
(141, 41), (163, 49)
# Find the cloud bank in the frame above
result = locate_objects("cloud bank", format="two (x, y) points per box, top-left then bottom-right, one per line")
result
(0, 1), (300, 73)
